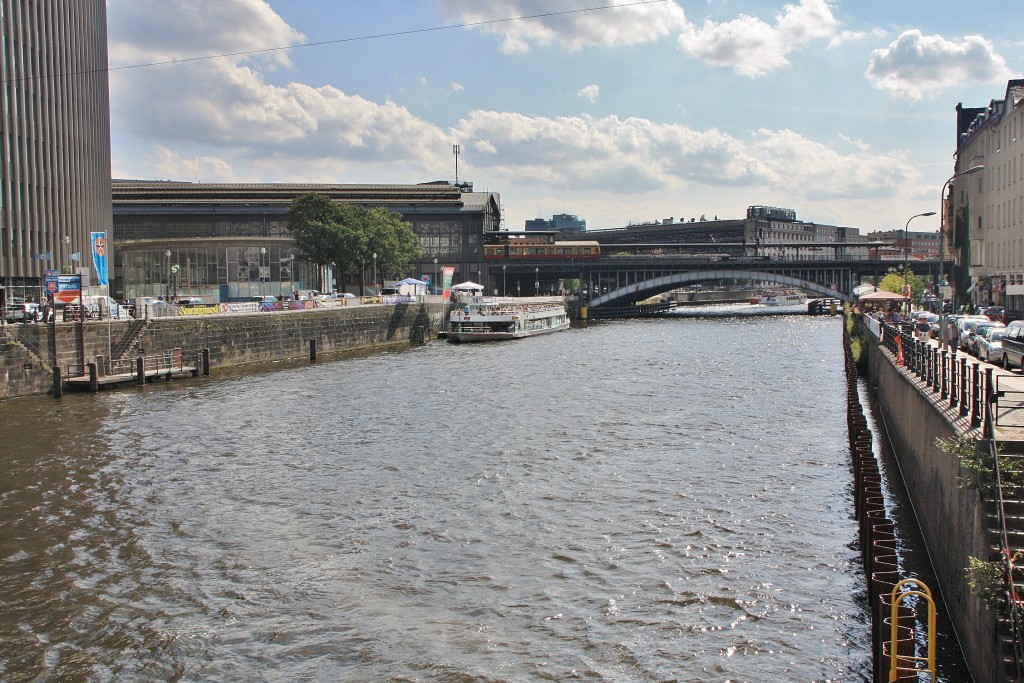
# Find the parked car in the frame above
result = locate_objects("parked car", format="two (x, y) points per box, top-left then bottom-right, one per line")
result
(966, 322), (1004, 355)
(176, 297), (207, 306)
(5, 302), (39, 323)
(1001, 320), (1024, 370)
(981, 306), (1004, 321)
(250, 295), (278, 303)
(957, 316), (991, 349)
(1000, 309), (1022, 325)
(978, 328), (1006, 364)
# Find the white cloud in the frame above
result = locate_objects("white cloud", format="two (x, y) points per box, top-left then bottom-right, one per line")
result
(436, 0), (688, 53)
(108, 0), (303, 69)
(677, 0), (838, 77)
(577, 84), (600, 103)
(108, 0), (451, 175)
(866, 30), (1015, 101)
(451, 111), (917, 201)
(146, 146), (244, 182)
(451, 82), (465, 92)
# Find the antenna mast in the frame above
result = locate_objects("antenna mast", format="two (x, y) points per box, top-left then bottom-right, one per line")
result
(453, 144), (460, 184)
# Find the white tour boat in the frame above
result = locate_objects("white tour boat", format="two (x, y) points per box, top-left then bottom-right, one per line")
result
(449, 296), (570, 342)
(761, 290), (807, 306)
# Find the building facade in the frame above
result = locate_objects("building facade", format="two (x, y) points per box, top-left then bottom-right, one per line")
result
(954, 79), (1024, 308)
(0, 0), (112, 307)
(111, 181), (501, 302)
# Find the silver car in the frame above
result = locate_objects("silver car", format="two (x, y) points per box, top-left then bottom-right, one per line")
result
(978, 328), (1006, 364)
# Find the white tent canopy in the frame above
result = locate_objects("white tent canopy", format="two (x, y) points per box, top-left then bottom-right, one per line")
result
(451, 281), (484, 291)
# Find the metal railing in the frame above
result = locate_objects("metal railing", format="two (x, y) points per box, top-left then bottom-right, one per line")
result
(878, 322), (994, 432)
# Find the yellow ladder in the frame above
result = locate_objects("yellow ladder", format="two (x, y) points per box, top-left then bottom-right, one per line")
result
(888, 578), (937, 681)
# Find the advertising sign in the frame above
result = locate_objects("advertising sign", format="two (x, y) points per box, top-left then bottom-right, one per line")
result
(54, 275), (82, 304)
(442, 266), (455, 292)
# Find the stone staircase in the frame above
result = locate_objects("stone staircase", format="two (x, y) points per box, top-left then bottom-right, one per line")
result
(110, 318), (149, 360)
(987, 462), (1024, 682)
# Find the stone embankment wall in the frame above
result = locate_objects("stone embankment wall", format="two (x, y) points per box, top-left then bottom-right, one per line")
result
(0, 303), (444, 400)
(862, 325), (997, 682)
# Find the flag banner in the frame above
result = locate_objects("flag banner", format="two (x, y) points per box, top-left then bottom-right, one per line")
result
(69, 252), (81, 261)
(442, 266), (455, 291)
(91, 232), (108, 287)
(35, 251), (52, 261)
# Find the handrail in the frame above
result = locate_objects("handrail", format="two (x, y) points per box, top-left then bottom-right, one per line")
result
(888, 579), (937, 681)
(989, 428), (1024, 681)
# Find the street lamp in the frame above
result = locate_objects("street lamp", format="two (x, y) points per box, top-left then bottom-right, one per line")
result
(433, 257), (438, 295)
(288, 253), (295, 297)
(903, 211), (936, 310)
(260, 247), (267, 296)
(939, 164), (985, 305)
(535, 267), (539, 297)
(164, 250), (171, 299)
(502, 264), (507, 297)
(372, 252), (377, 300)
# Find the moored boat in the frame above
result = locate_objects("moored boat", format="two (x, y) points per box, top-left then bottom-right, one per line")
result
(449, 296), (569, 342)
(761, 290), (807, 306)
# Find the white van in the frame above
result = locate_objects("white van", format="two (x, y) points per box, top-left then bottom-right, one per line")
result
(81, 295), (131, 319)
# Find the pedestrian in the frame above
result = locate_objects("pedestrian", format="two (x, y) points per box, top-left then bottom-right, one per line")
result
(39, 298), (49, 324)
(948, 319), (959, 354)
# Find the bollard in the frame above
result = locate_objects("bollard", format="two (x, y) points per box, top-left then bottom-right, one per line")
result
(88, 361), (98, 392)
(310, 338), (317, 362)
(202, 348), (211, 376)
(52, 365), (63, 398)
(137, 356), (145, 384)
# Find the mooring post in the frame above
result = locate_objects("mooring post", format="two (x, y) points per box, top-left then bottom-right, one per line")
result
(136, 356), (145, 385)
(202, 348), (210, 376)
(52, 366), (62, 398)
(309, 338), (317, 362)
(88, 361), (98, 392)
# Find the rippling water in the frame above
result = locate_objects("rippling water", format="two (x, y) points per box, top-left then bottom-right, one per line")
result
(1, 314), (871, 681)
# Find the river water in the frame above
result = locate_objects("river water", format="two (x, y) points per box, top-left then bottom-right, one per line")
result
(1, 312), (874, 681)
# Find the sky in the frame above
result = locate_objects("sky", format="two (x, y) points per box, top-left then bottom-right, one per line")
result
(105, 0), (1024, 234)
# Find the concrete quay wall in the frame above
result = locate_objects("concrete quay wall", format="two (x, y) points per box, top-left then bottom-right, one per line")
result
(0, 303), (444, 400)
(864, 332), (998, 682)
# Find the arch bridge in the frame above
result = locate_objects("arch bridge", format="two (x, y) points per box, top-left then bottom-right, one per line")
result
(588, 266), (849, 308)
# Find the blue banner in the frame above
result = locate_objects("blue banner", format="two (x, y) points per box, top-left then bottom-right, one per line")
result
(91, 232), (108, 287)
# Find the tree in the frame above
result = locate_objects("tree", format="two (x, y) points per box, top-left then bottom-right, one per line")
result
(363, 207), (422, 281)
(286, 194), (421, 295)
(287, 195), (344, 290)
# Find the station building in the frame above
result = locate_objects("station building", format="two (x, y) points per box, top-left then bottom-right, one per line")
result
(111, 180), (501, 302)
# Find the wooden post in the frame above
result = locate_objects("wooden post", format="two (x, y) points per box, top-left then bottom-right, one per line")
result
(137, 356), (145, 384)
(52, 366), (62, 398)
(88, 361), (98, 392)
(309, 338), (317, 362)
(202, 348), (210, 376)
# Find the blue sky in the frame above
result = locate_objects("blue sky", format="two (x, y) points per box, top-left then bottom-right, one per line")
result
(106, 0), (1024, 233)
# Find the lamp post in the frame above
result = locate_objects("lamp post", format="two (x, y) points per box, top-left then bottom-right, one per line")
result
(433, 257), (438, 294)
(535, 267), (539, 297)
(260, 247), (267, 296)
(939, 164), (985, 306)
(164, 250), (171, 299)
(288, 253), (295, 297)
(502, 264), (507, 297)
(372, 252), (377, 300)
(903, 211), (936, 311)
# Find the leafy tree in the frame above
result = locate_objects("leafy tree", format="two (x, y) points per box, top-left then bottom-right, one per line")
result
(286, 194), (421, 294)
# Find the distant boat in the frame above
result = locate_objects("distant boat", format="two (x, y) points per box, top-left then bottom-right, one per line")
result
(449, 296), (569, 343)
(761, 290), (807, 306)
(749, 294), (762, 304)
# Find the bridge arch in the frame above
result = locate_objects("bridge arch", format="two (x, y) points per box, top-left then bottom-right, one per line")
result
(588, 269), (850, 308)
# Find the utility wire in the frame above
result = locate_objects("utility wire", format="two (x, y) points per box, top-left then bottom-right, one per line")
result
(2, 0), (667, 85)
